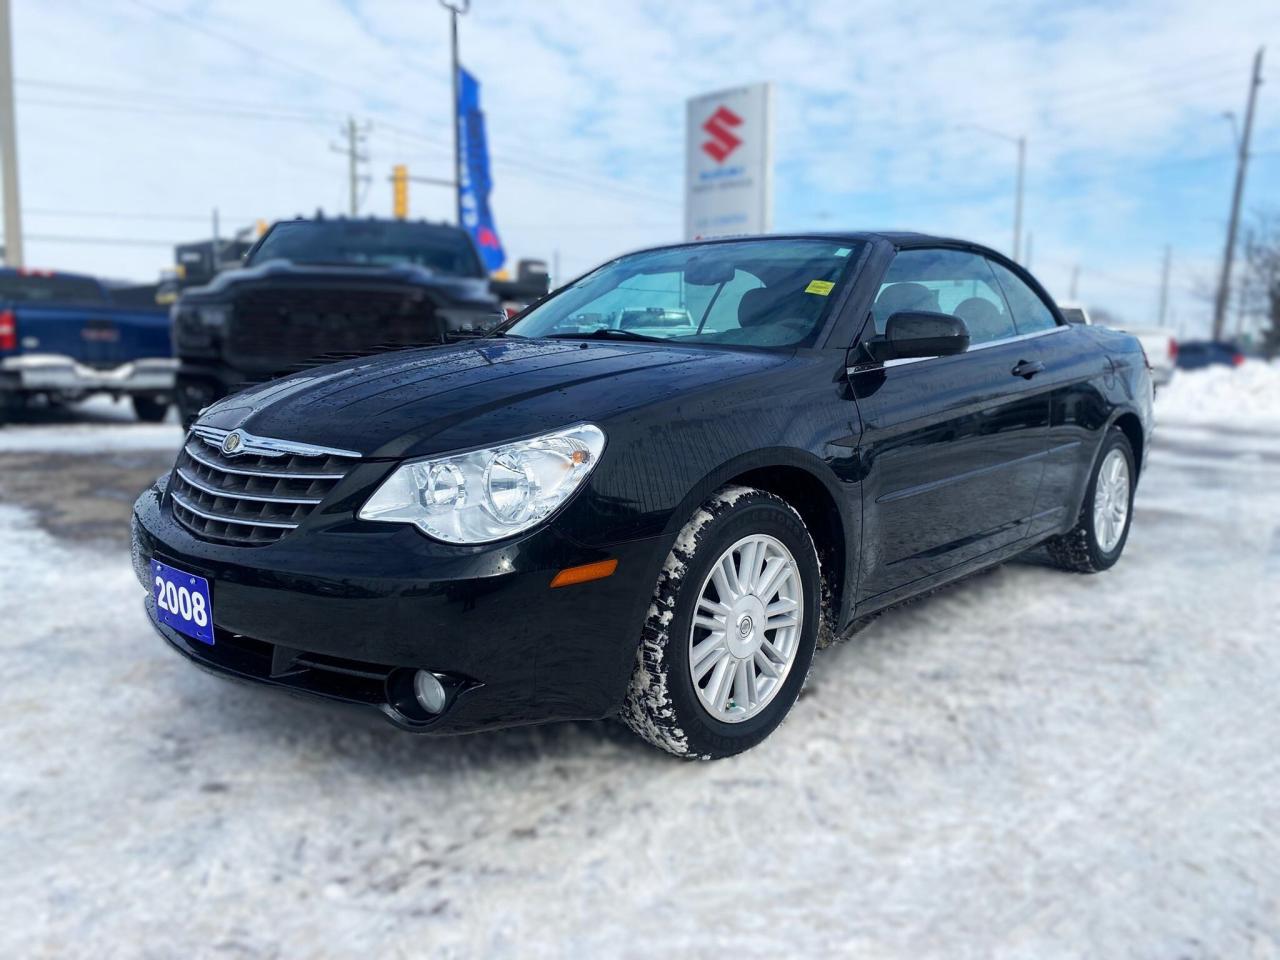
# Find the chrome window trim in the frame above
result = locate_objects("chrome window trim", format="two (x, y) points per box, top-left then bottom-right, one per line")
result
(848, 323), (1068, 374)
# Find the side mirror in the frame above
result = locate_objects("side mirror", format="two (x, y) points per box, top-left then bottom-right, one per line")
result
(865, 311), (970, 362)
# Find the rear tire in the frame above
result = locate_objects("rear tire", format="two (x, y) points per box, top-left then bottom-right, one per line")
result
(131, 394), (170, 423)
(620, 486), (822, 760)
(1045, 427), (1135, 573)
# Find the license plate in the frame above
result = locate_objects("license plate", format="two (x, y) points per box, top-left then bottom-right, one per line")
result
(152, 560), (214, 645)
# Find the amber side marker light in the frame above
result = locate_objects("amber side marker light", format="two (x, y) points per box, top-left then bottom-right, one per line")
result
(550, 558), (618, 588)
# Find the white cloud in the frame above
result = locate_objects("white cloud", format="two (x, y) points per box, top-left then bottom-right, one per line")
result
(4, 0), (1278, 333)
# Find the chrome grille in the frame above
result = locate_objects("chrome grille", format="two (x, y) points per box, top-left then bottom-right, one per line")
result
(169, 426), (361, 546)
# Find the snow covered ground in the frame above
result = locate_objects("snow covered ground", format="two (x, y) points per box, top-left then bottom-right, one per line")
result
(1156, 359), (1280, 428)
(2, 394), (1279, 956)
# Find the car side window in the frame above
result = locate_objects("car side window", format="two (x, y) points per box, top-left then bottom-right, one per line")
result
(987, 260), (1059, 335)
(873, 248), (1016, 346)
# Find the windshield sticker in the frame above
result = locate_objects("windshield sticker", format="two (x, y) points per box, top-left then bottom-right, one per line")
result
(834, 247), (852, 257)
(805, 280), (835, 296)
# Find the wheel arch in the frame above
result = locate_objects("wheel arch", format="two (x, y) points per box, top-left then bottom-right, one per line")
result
(659, 448), (857, 636)
(1109, 409), (1145, 478)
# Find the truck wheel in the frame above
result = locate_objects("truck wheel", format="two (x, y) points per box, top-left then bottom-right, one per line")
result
(0, 393), (26, 425)
(131, 395), (171, 423)
(620, 486), (821, 760)
(1045, 427), (1136, 573)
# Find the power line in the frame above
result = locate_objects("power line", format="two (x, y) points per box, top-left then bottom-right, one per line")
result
(17, 77), (343, 121)
(24, 207), (257, 223)
(27, 232), (176, 248)
(127, 0), (373, 99)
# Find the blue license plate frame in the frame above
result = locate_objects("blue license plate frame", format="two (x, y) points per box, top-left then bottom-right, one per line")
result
(151, 559), (214, 645)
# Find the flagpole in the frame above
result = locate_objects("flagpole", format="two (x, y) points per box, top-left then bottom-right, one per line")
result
(439, 0), (469, 228)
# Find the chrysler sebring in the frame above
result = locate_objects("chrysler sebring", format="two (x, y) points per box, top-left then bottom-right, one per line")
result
(131, 233), (1153, 759)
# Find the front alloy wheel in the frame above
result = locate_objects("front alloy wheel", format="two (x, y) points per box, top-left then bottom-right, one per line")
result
(621, 486), (821, 759)
(690, 534), (804, 723)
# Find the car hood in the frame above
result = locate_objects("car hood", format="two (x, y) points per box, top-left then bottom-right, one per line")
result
(198, 338), (790, 459)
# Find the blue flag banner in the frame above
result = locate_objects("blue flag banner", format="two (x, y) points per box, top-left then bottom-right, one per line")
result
(457, 66), (505, 272)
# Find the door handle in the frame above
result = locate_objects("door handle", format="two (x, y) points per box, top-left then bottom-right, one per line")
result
(1011, 359), (1045, 379)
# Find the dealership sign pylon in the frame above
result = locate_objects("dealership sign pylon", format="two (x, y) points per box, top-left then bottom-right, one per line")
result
(684, 83), (773, 240)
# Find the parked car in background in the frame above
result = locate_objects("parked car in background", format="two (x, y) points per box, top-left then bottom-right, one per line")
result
(1116, 327), (1177, 389)
(170, 216), (550, 426)
(133, 232), (1153, 759)
(1060, 304), (1177, 389)
(0, 268), (174, 423)
(1056, 302), (1091, 326)
(1175, 339), (1245, 371)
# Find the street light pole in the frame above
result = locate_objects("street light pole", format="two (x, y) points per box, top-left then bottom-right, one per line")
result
(957, 124), (1026, 262)
(1014, 135), (1025, 263)
(439, 0), (469, 229)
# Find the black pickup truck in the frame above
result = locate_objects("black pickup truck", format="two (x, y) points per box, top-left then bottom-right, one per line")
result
(171, 217), (548, 425)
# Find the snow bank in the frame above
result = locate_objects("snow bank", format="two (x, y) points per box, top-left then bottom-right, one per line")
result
(1157, 360), (1280, 427)
(0, 422), (183, 453)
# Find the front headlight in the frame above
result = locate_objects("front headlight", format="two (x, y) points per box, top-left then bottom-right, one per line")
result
(358, 423), (606, 544)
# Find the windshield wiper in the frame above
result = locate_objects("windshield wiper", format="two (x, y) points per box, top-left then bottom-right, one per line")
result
(544, 328), (664, 343)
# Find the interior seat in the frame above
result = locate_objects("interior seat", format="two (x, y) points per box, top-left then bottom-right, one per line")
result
(953, 296), (1013, 344)
(873, 282), (939, 332)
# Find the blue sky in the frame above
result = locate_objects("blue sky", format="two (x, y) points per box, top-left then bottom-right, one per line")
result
(6, 0), (1279, 337)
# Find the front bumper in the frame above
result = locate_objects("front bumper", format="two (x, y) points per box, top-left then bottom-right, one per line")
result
(1, 354), (177, 394)
(132, 478), (663, 734)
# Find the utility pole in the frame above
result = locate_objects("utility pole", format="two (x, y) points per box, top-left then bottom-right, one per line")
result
(1212, 47), (1265, 340)
(1014, 135), (1025, 263)
(1157, 245), (1171, 327)
(1234, 230), (1254, 338)
(1069, 264), (1080, 301)
(1024, 231), (1033, 270)
(0, 0), (23, 267)
(439, 0), (469, 229)
(211, 207), (221, 268)
(332, 116), (370, 216)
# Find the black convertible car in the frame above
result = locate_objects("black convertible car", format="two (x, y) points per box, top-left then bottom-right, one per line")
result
(132, 232), (1153, 759)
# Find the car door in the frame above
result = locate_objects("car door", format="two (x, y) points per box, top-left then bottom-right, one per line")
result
(849, 247), (1051, 600)
(986, 258), (1113, 538)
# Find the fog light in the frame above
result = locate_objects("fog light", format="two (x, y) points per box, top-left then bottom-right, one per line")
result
(413, 670), (448, 714)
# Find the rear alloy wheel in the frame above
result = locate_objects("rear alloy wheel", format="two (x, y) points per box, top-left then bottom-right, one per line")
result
(621, 486), (821, 759)
(1046, 427), (1136, 573)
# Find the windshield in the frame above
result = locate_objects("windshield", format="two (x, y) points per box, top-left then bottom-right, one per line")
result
(506, 238), (862, 348)
(250, 221), (485, 277)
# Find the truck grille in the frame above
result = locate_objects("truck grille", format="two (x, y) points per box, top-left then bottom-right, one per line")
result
(169, 426), (361, 546)
(226, 288), (440, 371)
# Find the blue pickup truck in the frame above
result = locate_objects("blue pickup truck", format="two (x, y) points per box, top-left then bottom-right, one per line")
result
(0, 268), (175, 423)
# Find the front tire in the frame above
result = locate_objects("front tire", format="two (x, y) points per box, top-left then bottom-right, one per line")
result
(621, 486), (822, 759)
(1045, 427), (1136, 573)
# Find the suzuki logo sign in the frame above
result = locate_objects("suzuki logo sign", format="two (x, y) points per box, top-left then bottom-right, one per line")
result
(685, 84), (773, 241)
(701, 106), (743, 163)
